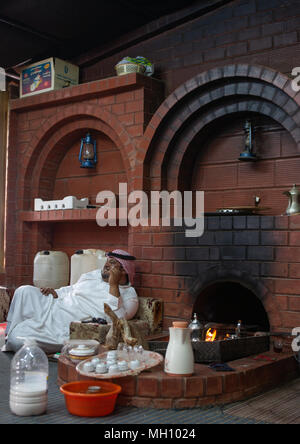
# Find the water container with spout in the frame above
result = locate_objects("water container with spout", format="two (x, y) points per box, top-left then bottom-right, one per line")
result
(10, 338), (49, 416)
(164, 322), (194, 376)
(33, 251), (69, 289)
(70, 249), (106, 285)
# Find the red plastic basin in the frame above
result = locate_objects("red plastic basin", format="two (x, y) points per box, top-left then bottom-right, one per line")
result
(60, 380), (122, 417)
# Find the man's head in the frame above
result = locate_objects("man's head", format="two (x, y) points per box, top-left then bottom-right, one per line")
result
(101, 256), (128, 284)
(101, 250), (136, 285)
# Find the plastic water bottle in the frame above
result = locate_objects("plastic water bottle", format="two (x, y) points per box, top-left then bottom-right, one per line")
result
(10, 338), (49, 416)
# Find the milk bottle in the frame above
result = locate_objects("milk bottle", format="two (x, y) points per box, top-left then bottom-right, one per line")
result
(10, 338), (49, 416)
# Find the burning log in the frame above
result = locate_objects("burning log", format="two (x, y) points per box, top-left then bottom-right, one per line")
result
(203, 322), (260, 340)
(205, 328), (217, 342)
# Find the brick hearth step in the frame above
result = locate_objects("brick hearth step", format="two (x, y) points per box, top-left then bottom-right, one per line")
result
(57, 352), (299, 409)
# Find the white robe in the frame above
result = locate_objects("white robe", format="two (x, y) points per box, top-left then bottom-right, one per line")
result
(5, 269), (139, 353)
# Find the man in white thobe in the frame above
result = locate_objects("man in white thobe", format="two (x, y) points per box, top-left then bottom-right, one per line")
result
(4, 250), (138, 353)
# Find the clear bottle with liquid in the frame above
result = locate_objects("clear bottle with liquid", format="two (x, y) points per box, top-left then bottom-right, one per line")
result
(10, 338), (49, 416)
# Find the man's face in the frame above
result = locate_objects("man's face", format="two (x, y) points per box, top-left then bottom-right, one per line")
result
(101, 257), (126, 282)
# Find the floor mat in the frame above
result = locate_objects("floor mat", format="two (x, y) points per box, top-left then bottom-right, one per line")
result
(224, 377), (300, 424)
(0, 351), (265, 424)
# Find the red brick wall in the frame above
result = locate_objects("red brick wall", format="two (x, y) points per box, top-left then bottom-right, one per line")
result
(54, 133), (126, 203)
(78, 0), (300, 95)
(191, 116), (297, 215)
(53, 224), (128, 260)
(51, 134), (129, 256)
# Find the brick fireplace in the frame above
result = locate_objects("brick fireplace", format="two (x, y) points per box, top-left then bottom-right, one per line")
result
(132, 214), (300, 334)
(3, 63), (300, 336)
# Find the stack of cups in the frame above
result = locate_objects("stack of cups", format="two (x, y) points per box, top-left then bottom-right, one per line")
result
(107, 350), (119, 373)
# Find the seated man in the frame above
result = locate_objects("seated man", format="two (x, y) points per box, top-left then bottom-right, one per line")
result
(4, 249), (138, 353)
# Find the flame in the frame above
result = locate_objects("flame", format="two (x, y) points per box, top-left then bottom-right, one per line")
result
(205, 328), (217, 342)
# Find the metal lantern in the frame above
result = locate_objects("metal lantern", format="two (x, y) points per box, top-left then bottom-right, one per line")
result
(238, 120), (258, 162)
(79, 132), (97, 168)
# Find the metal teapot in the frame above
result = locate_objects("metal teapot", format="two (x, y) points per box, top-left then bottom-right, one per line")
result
(283, 184), (300, 215)
(188, 313), (204, 342)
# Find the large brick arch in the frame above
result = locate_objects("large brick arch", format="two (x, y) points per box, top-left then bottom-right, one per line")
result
(139, 64), (300, 191)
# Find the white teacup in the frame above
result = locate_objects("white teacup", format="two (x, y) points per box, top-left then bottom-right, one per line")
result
(118, 360), (129, 371)
(107, 358), (117, 367)
(129, 359), (140, 370)
(83, 361), (95, 373)
(107, 350), (117, 360)
(95, 363), (108, 374)
(91, 357), (101, 366)
(108, 364), (119, 374)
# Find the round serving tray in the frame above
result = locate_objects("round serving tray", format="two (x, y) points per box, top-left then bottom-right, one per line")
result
(76, 350), (164, 379)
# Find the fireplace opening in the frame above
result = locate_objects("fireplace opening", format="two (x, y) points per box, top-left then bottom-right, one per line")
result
(193, 281), (270, 332)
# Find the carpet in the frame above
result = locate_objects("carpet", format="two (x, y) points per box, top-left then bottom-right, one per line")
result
(224, 376), (300, 424)
(0, 350), (265, 424)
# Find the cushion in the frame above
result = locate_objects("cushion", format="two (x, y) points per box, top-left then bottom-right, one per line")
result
(135, 297), (163, 334)
(69, 319), (150, 344)
(0, 287), (11, 323)
(69, 297), (163, 344)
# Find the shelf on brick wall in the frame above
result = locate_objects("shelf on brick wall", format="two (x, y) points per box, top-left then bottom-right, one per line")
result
(19, 209), (124, 224)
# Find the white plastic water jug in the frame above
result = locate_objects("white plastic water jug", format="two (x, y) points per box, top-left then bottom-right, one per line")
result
(70, 249), (106, 285)
(33, 251), (69, 289)
(10, 338), (49, 416)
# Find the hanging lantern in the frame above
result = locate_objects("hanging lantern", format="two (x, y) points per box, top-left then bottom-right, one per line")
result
(238, 120), (258, 162)
(79, 132), (97, 168)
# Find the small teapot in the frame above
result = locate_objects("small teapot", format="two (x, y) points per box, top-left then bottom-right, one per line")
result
(283, 184), (300, 215)
(188, 313), (204, 342)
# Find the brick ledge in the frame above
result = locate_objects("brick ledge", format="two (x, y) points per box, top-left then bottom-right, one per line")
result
(57, 352), (299, 409)
(10, 73), (161, 112)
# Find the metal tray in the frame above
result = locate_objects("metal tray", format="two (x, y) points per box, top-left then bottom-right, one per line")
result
(149, 335), (270, 363)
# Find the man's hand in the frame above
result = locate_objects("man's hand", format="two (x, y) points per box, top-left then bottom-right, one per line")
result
(108, 266), (122, 298)
(40, 288), (58, 298)
(108, 266), (122, 287)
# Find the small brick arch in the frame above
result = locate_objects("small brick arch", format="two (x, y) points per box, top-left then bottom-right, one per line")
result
(186, 265), (280, 331)
(32, 118), (128, 205)
(139, 64), (300, 191)
(21, 106), (135, 208)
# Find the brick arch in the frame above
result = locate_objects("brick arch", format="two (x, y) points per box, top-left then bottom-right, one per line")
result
(187, 265), (279, 331)
(22, 106), (135, 207)
(167, 100), (296, 190)
(139, 64), (300, 190)
(31, 117), (128, 205)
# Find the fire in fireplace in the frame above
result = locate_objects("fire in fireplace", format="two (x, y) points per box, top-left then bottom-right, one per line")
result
(205, 328), (217, 342)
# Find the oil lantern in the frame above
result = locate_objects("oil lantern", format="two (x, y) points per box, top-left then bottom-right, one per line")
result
(79, 132), (97, 168)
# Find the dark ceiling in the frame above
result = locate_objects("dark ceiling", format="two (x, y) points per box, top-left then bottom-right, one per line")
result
(0, 0), (198, 71)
